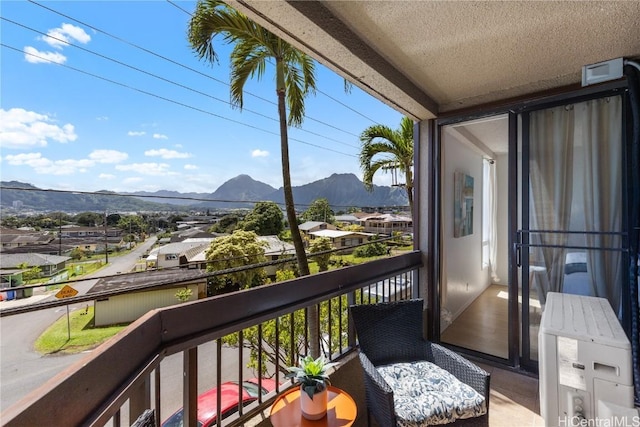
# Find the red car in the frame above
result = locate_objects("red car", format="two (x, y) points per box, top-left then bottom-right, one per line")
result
(162, 378), (277, 427)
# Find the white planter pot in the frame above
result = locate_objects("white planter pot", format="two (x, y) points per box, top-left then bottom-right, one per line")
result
(300, 386), (328, 420)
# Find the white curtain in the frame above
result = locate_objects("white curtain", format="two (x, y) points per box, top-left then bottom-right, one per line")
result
(577, 97), (623, 311)
(487, 160), (500, 283)
(529, 97), (623, 309)
(529, 105), (575, 304)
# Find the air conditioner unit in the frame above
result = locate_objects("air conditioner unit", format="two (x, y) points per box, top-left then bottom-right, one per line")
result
(539, 292), (637, 426)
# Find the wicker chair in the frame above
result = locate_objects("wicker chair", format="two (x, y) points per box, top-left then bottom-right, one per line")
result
(350, 299), (490, 426)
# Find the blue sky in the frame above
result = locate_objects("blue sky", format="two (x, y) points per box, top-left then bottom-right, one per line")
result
(0, 0), (404, 194)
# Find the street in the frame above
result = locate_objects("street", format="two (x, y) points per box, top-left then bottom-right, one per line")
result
(0, 238), (157, 411)
(1, 237), (265, 424)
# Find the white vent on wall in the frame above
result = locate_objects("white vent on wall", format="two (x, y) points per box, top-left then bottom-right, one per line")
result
(582, 58), (624, 86)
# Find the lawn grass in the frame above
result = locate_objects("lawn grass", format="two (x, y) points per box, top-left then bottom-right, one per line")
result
(34, 306), (128, 355)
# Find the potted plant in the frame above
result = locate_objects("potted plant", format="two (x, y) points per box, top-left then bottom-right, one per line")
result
(286, 355), (337, 420)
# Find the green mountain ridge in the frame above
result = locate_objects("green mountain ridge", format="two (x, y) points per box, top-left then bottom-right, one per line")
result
(1, 173), (409, 213)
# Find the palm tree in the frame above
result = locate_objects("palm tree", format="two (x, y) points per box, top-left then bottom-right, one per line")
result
(188, 0), (319, 355)
(359, 116), (414, 215)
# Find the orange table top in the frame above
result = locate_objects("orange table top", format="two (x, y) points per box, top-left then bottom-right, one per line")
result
(270, 385), (357, 427)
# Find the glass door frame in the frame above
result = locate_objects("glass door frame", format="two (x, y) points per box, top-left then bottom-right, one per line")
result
(431, 111), (519, 367)
(428, 80), (630, 371)
(516, 89), (631, 372)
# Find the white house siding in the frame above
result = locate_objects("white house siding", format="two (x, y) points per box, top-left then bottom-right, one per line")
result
(94, 284), (199, 326)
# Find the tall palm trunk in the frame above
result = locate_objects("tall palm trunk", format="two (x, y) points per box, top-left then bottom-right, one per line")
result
(276, 59), (320, 358)
(406, 168), (414, 216)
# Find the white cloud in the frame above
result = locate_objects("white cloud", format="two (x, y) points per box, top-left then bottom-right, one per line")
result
(128, 131), (146, 137)
(174, 144), (183, 148)
(116, 162), (175, 176)
(251, 149), (269, 158)
(153, 133), (168, 140)
(184, 164), (198, 170)
(42, 23), (91, 49)
(123, 177), (144, 184)
(0, 108), (77, 149)
(144, 148), (191, 159)
(89, 149), (128, 163)
(3, 152), (90, 175)
(99, 173), (116, 180)
(23, 46), (66, 65)
(96, 116), (109, 121)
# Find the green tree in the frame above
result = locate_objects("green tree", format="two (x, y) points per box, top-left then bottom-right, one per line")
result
(70, 247), (86, 261)
(339, 223), (364, 232)
(16, 262), (41, 282)
(309, 237), (333, 272)
(74, 212), (103, 227)
(359, 116), (414, 214)
(353, 240), (388, 258)
(116, 215), (146, 235)
(241, 201), (284, 236)
(222, 284), (352, 377)
(205, 230), (267, 294)
(210, 213), (242, 234)
(188, 1), (320, 355)
(300, 198), (334, 224)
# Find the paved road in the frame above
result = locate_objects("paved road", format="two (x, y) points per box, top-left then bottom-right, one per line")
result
(1, 237), (267, 425)
(0, 237), (157, 412)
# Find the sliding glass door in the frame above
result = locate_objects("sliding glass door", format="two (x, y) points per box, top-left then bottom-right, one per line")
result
(519, 95), (628, 368)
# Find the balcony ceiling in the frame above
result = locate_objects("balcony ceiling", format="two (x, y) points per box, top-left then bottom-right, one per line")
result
(231, 1), (640, 120)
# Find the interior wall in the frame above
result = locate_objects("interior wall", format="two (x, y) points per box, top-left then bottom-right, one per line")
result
(442, 132), (490, 323)
(495, 153), (509, 284)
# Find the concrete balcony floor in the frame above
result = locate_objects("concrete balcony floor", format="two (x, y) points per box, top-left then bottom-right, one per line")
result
(478, 362), (544, 427)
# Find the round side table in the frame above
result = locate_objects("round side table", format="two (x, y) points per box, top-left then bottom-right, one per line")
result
(270, 385), (357, 427)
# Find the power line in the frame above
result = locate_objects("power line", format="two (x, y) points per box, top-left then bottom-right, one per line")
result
(2, 43), (357, 158)
(25, 0), (363, 140)
(2, 17), (360, 151)
(317, 87), (380, 125)
(165, 0), (364, 138)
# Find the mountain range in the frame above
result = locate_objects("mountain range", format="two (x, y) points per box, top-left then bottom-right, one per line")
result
(0, 173), (408, 212)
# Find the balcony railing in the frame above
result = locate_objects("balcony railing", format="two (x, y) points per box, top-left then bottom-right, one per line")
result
(3, 251), (422, 426)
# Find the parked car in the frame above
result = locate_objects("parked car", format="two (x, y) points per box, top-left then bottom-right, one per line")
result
(162, 378), (277, 427)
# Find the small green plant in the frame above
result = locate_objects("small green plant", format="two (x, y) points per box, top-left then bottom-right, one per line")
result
(286, 355), (337, 399)
(175, 287), (193, 302)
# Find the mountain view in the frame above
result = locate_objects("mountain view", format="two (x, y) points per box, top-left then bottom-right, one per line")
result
(1, 173), (408, 213)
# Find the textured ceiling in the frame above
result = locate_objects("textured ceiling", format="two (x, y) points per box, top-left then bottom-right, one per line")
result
(232, 1), (640, 120)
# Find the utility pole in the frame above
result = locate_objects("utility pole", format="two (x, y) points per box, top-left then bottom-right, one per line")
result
(58, 213), (62, 256)
(104, 211), (109, 264)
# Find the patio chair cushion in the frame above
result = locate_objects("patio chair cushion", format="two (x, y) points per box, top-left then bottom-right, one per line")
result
(377, 360), (487, 426)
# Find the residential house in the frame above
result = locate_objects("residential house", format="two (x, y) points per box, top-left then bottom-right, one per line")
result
(88, 270), (207, 326)
(0, 253), (70, 278)
(5, 3), (639, 426)
(0, 227), (53, 249)
(152, 241), (212, 269)
(169, 227), (225, 243)
(258, 235), (296, 277)
(59, 225), (122, 239)
(359, 213), (413, 235)
(298, 221), (336, 235)
(333, 214), (360, 226)
(308, 229), (373, 254)
(175, 235), (295, 277)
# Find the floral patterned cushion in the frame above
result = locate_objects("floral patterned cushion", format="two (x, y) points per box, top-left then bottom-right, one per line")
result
(377, 361), (486, 426)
